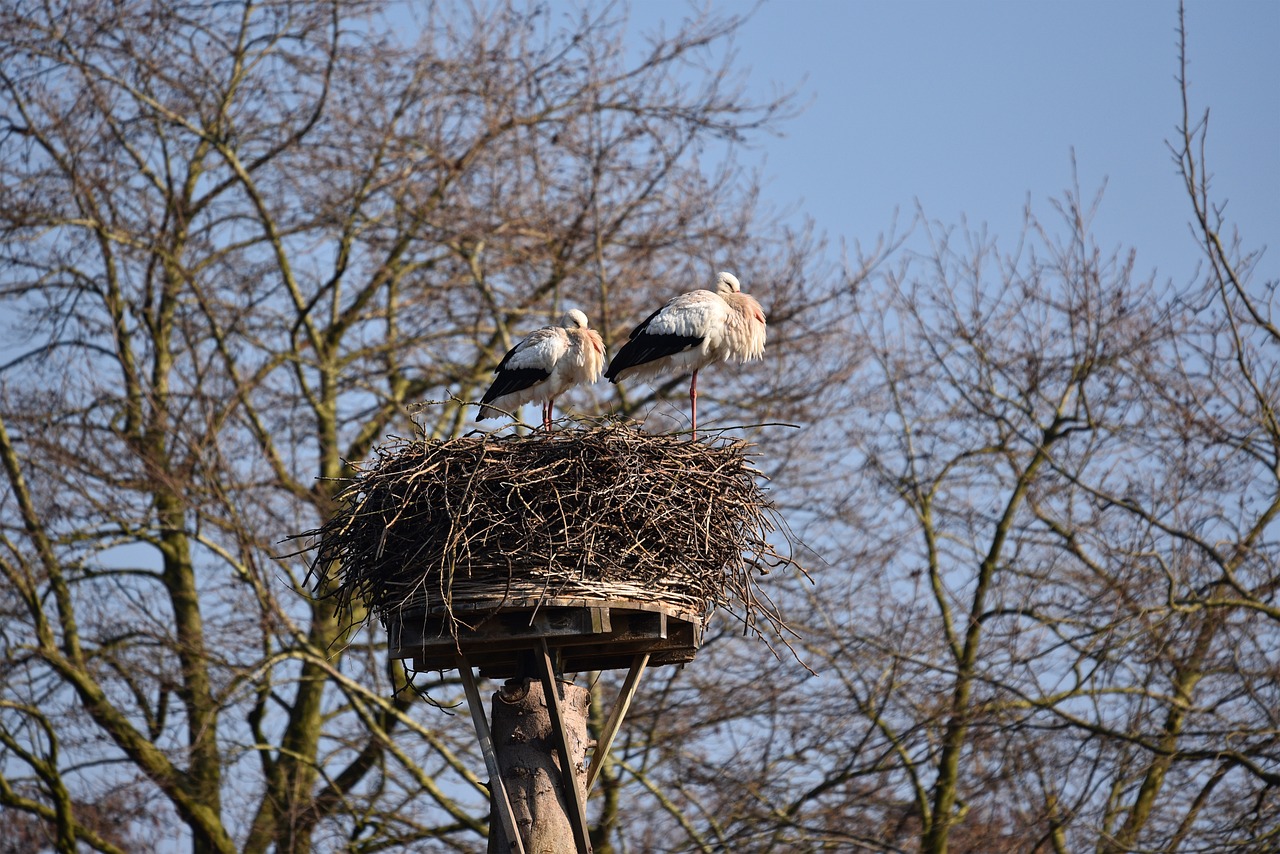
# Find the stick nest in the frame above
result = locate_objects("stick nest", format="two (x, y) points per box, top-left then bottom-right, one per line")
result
(304, 422), (797, 635)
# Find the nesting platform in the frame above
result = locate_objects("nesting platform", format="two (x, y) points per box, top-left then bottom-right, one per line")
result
(304, 423), (793, 674)
(386, 597), (702, 677)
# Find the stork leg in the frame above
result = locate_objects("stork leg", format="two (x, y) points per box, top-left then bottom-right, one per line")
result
(689, 370), (699, 441)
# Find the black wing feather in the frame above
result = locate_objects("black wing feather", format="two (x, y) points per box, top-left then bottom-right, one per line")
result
(604, 331), (703, 381)
(477, 366), (551, 419)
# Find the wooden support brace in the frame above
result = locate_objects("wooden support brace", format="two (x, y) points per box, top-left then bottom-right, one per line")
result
(536, 638), (594, 854)
(457, 655), (526, 854)
(585, 653), (649, 795)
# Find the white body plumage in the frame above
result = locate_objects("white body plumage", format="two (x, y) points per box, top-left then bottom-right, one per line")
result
(605, 271), (766, 437)
(479, 309), (605, 430)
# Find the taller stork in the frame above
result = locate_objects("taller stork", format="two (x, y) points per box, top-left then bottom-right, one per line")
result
(605, 272), (766, 439)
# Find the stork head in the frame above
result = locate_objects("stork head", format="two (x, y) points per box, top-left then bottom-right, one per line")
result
(562, 308), (590, 329)
(715, 271), (741, 294)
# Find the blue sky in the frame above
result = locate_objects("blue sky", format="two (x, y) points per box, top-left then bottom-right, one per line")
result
(625, 0), (1278, 286)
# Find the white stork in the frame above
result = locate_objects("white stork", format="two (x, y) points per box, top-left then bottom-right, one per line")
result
(478, 309), (605, 431)
(604, 271), (766, 439)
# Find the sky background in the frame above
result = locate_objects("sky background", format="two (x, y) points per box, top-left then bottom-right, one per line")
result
(618, 0), (1278, 288)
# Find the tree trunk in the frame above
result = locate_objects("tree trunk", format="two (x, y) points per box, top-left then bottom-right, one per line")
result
(488, 678), (591, 854)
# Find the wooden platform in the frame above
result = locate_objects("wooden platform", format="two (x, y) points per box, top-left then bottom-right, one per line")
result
(385, 598), (704, 677)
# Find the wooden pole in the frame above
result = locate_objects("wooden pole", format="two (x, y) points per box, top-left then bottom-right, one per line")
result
(488, 666), (593, 853)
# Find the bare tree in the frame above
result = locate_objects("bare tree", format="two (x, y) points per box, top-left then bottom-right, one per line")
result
(3, 1), (1274, 853)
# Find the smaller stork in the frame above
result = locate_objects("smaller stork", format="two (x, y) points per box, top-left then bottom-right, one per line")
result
(605, 272), (766, 439)
(478, 309), (605, 431)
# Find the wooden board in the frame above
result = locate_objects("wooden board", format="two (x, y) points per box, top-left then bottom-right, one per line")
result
(385, 599), (704, 677)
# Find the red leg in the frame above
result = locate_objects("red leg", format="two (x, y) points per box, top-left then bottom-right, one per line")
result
(690, 370), (699, 440)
